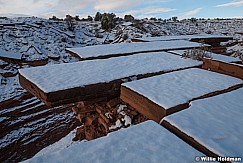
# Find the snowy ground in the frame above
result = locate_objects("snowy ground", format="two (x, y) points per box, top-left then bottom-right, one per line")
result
(23, 120), (204, 163)
(1, 17), (243, 102)
(1, 16), (243, 162)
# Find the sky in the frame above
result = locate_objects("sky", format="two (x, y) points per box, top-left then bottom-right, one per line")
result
(0, 0), (243, 19)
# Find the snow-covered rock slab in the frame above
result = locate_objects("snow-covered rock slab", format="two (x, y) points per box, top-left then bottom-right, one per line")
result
(19, 52), (201, 106)
(66, 40), (205, 60)
(168, 50), (240, 63)
(0, 49), (22, 60)
(132, 34), (233, 43)
(162, 88), (243, 159)
(203, 58), (243, 79)
(121, 68), (243, 122)
(23, 120), (204, 163)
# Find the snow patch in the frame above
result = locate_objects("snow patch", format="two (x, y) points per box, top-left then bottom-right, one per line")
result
(19, 52), (201, 93)
(122, 68), (242, 109)
(23, 121), (204, 163)
(0, 49), (22, 60)
(66, 40), (204, 59)
(163, 88), (243, 158)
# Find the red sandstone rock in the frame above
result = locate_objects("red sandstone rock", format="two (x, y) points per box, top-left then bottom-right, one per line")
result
(77, 114), (86, 123)
(98, 118), (109, 133)
(203, 58), (243, 79)
(85, 115), (99, 126)
(48, 54), (60, 60)
(73, 126), (85, 141)
(1, 69), (18, 77)
(95, 105), (107, 114)
(72, 98), (148, 141)
(107, 98), (121, 108)
(85, 125), (96, 140)
(71, 107), (79, 115)
(99, 113), (110, 124)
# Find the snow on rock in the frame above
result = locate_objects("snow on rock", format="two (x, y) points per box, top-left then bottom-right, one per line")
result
(32, 129), (78, 158)
(122, 68), (243, 110)
(162, 88), (243, 158)
(168, 50), (241, 63)
(122, 22), (133, 26)
(0, 75), (25, 102)
(123, 115), (132, 126)
(66, 40), (205, 59)
(117, 104), (127, 114)
(0, 49), (22, 60)
(137, 34), (233, 42)
(227, 43), (243, 56)
(19, 52), (201, 93)
(0, 59), (8, 68)
(115, 119), (122, 128)
(23, 120), (204, 163)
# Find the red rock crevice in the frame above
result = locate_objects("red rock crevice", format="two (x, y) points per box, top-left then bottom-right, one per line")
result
(72, 98), (148, 141)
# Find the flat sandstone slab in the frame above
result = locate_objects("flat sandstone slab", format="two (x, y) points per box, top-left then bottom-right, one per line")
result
(66, 40), (205, 60)
(19, 52), (201, 106)
(121, 68), (243, 122)
(203, 58), (243, 79)
(162, 88), (243, 159)
(0, 49), (22, 60)
(24, 120), (204, 163)
(132, 34), (233, 43)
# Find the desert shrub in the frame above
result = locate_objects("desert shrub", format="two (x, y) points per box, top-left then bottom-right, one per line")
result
(190, 17), (197, 23)
(124, 15), (134, 22)
(150, 17), (157, 21)
(49, 16), (62, 21)
(87, 16), (93, 21)
(65, 15), (74, 31)
(94, 12), (102, 21)
(182, 44), (212, 61)
(172, 17), (178, 22)
(0, 17), (7, 19)
(74, 16), (80, 21)
(101, 13), (116, 30)
(233, 50), (243, 63)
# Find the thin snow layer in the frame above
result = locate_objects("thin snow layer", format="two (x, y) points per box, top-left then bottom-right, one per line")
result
(122, 68), (242, 109)
(168, 50), (240, 63)
(19, 52), (201, 93)
(163, 88), (243, 158)
(23, 120), (204, 163)
(138, 34), (232, 42)
(66, 40), (203, 59)
(33, 129), (78, 158)
(0, 49), (22, 59)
